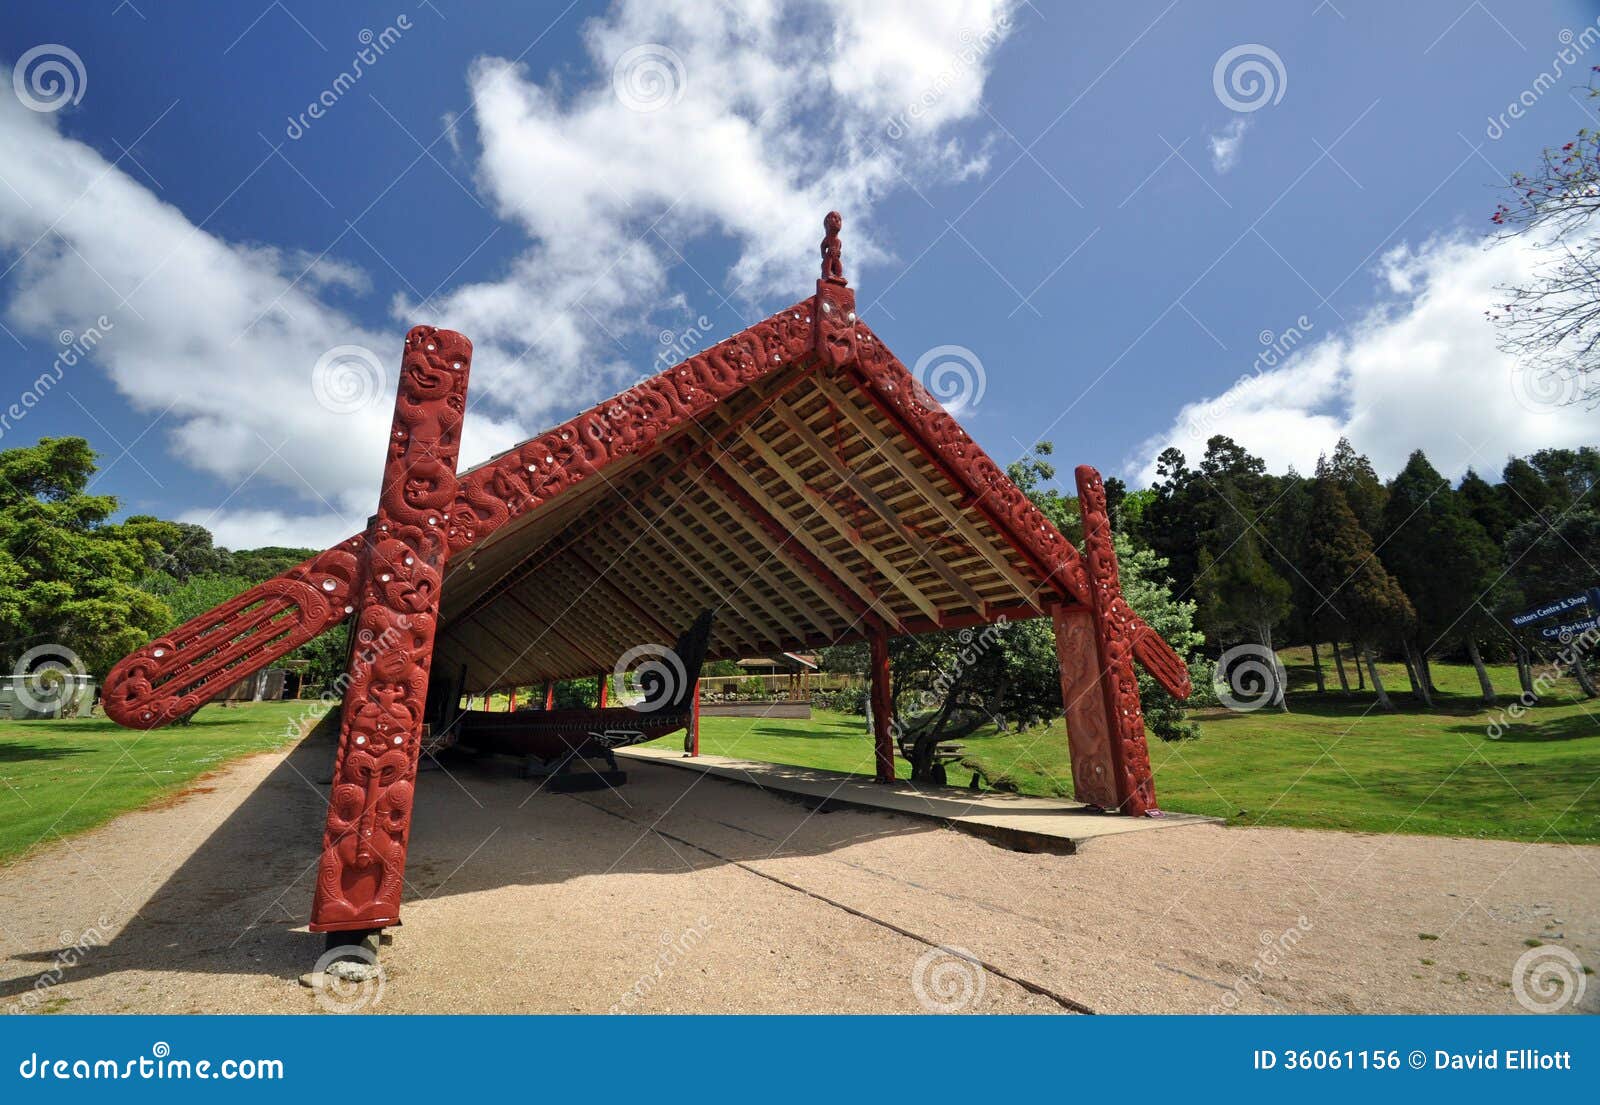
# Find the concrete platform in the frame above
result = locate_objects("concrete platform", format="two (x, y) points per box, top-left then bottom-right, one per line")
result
(618, 746), (1219, 854)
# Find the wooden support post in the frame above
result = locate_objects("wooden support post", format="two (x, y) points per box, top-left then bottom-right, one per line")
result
(1070, 466), (1158, 815)
(597, 673), (608, 708)
(544, 681), (555, 710)
(868, 627), (895, 783)
(1051, 603), (1118, 809)
(507, 688), (517, 712)
(309, 327), (472, 935)
(689, 679), (702, 756)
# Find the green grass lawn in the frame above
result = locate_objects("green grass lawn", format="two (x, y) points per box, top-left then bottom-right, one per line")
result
(0, 700), (326, 866)
(654, 651), (1600, 844)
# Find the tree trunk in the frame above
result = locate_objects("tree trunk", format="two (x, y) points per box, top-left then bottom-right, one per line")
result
(1515, 641), (1537, 701)
(1572, 649), (1599, 699)
(1310, 640), (1326, 693)
(1362, 645), (1394, 711)
(1260, 624), (1288, 711)
(1354, 641), (1365, 690)
(1417, 647), (1439, 696)
(1466, 638), (1496, 705)
(1331, 640), (1351, 692)
(1403, 640), (1432, 707)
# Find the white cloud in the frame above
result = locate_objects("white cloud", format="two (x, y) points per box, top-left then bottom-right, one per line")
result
(1127, 232), (1598, 486)
(0, 1), (1016, 549)
(0, 91), (526, 547)
(176, 507), (358, 553)
(1208, 117), (1248, 173)
(3, 1), (1011, 550)
(409, 0), (1016, 418)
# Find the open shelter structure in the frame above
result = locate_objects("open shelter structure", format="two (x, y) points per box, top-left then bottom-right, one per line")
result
(102, 214), (1191, 950)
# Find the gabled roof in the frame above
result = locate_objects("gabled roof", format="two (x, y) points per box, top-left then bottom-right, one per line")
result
(426, 236), (1186, 697)
(103, 214), (1188, 729)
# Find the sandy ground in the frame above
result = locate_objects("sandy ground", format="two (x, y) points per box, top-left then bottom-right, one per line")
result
(1, 726), (1595, 1015)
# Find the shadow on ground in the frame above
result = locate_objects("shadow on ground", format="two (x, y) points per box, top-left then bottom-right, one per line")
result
(0, 719), (929, 999)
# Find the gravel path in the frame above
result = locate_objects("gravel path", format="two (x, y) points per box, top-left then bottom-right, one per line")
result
(1, 728), (1594, 1014)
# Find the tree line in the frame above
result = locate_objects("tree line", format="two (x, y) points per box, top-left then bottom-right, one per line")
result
(1125, 435), (1599, 710)
(0, 437), (347, 694)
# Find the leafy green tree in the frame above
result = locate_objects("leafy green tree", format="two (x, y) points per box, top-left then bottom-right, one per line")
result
(0, 438), (170, 675)
(122, 516), (229, 580)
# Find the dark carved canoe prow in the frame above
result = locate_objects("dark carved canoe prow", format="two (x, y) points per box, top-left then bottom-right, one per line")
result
(456, 610), (715, 767)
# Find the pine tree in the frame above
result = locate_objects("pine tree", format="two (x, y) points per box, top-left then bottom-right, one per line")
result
(1318, 437), (1388, 535)
(1380, 451), (1502, 705)
(1457, 468), (1514, 546)
(1196, 525), (1292, 709)
(1305, 478), (1415, 710)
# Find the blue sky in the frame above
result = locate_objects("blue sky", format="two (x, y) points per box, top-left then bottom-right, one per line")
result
(2, 0), (1598, 549)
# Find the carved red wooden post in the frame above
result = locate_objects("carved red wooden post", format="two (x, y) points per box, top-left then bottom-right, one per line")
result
(543, 681), (555, 710)
(310, 326), (472, 935)
(1051, 602), (1118, 809)
(597, 673), (608, 708)
(868, 627), (895, 783)
(1070, 465), (1158, 815)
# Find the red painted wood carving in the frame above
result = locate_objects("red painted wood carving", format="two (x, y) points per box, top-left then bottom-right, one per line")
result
(310, 326), (472, 932)
(1073, 464), (1157, 815)
(1051, 603), (1118, 809)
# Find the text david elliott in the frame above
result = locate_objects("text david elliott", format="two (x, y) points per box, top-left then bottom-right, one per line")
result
(1434, 1049), (1572, 1071)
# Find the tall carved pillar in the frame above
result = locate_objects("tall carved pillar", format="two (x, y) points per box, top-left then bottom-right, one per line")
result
(1051, 603), (1118, 809)
(310, 326), (472, 933)
(1071, 465), (1158, 815)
